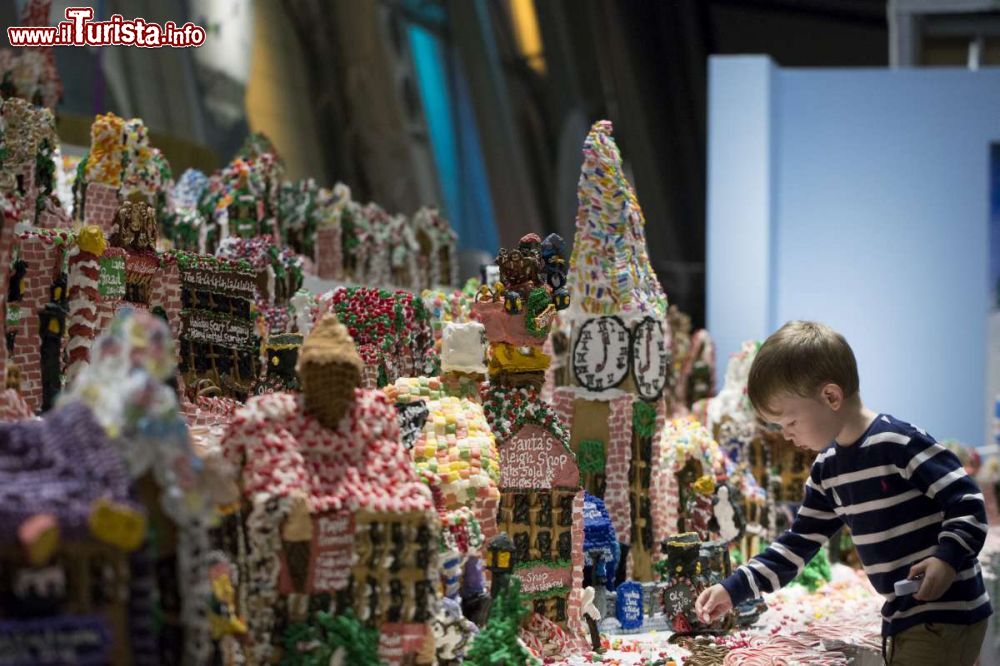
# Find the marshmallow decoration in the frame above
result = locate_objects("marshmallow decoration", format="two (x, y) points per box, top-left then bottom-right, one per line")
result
(440, 322), (488, 375)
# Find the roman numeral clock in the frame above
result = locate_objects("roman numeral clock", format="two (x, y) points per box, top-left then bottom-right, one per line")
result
(572, 316), (630, 391)
(631, 317), (670, 401)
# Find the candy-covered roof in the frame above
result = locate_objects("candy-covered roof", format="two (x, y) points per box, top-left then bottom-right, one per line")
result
(222, 390), (434, 514)
(659, 416), (727, 479)
(482, 385), (570, 446)
(0, 402), (133, 543)
(386, 377), (500, 511)
(567, 120), (667, 322)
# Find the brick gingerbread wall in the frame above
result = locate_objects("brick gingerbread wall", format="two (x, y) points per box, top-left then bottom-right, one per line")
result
(36, 207), (70, 229)
(9, 235), (64, 412)
(473, 492), (499, 550)
(649, 397), (669, 560)
(605, 394), (634, 545)
(566, 490), (587, 645)
(0, 202), (21, 384)
(552, 388), (635, 545)
(313, 226), (343, 281)
(83, 183), (120, 233)
(150, 260), (184, 356)
(552, 388), (574, 436)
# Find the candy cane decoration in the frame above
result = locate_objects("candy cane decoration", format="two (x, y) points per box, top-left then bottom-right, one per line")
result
(65, 226), (106, 383)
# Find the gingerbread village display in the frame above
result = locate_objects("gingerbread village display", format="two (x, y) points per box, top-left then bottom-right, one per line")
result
(0, 35), (965, 662)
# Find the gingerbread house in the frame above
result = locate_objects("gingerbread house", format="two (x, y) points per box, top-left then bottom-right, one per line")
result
(169, 169), (211, 253)
(473, 235), (587, 638)
(189, 138), (284, 257)
(0, 1), (62, 111)
(384, 322), (501, 611)
(58, 310), (216, 664)
(277, 177), (318, 256)
(412, 206), (459, 290)
(215, 235), (304, 309)
(1, 97), (59, 228)
(0, 311), (216, 665)
(669, 305), (717, 416)
(315, 286), (438, 387)
(73, 114), (172, 236)
(221, 315), (441, 665)
(310, 183), (349, 282)
(172, 250), (261, 401)
(0, 403), (139, 665)
(554, 120), (672, 582)
(654, 417), (731, 546)
(355, 202), (393, 286)
(704, 341), (770, 557)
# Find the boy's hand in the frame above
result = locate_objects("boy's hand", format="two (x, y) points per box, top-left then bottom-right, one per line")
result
(909, 557), (956, 602)
(695, 584), (733, 624)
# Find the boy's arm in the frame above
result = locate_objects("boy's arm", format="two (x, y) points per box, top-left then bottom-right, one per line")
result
(720, 464), (842, 605)
(894, 432), (989, 572)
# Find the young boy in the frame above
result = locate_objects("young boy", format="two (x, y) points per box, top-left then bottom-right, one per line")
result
(695, 321), (992, 665)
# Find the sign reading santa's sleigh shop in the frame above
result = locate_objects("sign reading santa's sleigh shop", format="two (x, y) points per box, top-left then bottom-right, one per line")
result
(496, 421), (584, 626)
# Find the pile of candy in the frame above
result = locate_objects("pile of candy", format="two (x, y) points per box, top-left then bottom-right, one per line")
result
(712, 566), (882, 663)
(721, 634), (848, 666)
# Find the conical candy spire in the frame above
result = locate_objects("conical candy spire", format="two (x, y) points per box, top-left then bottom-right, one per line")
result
(567, 120), (667, 322)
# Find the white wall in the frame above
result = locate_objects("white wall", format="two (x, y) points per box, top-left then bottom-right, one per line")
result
(707, 55), (1000, 446)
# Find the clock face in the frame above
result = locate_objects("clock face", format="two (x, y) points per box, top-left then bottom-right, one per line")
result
(572, 316), (630, 391)
(631, 317), (670, 401)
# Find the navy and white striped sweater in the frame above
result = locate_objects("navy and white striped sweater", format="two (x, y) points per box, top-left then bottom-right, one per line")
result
(721, 414), (992, 636)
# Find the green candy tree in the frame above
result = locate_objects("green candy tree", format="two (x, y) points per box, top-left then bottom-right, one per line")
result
(280, 610), (381, 666)
(465, 579), (540, 666)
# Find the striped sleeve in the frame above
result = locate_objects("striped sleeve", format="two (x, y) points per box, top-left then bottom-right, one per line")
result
(721, 461), (842, 604)
(892, 432), (989, 571)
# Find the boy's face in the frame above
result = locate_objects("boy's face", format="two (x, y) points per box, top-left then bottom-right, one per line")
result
(760, 388), (843, 452)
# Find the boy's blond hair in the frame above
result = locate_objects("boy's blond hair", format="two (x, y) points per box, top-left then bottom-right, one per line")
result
(747, 321), (859, 414)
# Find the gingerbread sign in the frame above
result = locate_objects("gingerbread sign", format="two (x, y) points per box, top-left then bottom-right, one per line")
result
(309, 512), (355, 592)
(499, 424), (580, 490)
(515, 562), (572, 596)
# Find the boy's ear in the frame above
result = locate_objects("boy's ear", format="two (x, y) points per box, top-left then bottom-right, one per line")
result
(820, 383), (844, 411)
